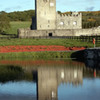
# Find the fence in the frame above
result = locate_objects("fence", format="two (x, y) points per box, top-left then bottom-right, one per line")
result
(0, 35), (100, 44)
(67, 36), (100, 43)
(0, 34), (18, 39)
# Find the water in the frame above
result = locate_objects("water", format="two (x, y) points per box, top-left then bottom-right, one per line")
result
(0, 81), (36, 100)
(0, 59), (100, 100)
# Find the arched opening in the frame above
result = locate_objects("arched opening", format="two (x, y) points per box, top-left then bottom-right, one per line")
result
(49, 33), (53, 37)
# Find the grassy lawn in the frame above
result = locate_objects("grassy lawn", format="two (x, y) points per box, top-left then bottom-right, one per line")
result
(0, 51), (73, 59)
(0, 38), (93, 47)
(5, 21), (31, 35)
(0, 21), (98, 47)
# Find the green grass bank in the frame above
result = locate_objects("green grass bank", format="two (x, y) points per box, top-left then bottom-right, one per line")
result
(0, 38), (93, 47)
(6, 21), (31, 35)
(0, 51), (74, 59)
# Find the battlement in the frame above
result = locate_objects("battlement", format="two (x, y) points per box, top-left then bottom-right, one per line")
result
(56, 12), (82, 29)
(57, 12), (82, 18)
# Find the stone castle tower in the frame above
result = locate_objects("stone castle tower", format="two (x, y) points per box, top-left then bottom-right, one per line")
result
(33, 0), (56, 30)
(32, 0), (82, 30)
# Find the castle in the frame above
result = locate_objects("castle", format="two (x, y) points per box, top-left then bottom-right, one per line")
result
(32, 0), (82, 30)
(18, 0), (100, 38)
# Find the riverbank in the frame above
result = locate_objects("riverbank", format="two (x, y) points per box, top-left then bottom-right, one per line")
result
(0, 38), (93, 47)
(0, 50), (85, 60)
(0, 45), (85, 59)
(0, 51), (73, 59)
(0, 38), (92, 59)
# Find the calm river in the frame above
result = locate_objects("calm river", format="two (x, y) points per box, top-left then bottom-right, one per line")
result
(0, 59), (100, 100)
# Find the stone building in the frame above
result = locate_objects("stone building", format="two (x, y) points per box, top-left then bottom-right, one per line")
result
(56, 12), (82, 29)
(32, 0), (82, 30)
(18, 0), (100, 38)
(33, 0), (56, 30)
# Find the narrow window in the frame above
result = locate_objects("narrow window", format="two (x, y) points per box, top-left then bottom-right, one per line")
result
(60, 22), (64, 25)
(48, 20), (50, 23)
(50, 3), (54, 7)
(44, 12), (46, 15)
(73, 21), (77, 25)
(68, 21), (70, 25)
(43, 0), (47, 2)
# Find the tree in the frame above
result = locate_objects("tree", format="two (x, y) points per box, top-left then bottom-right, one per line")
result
(57, 11), (61, 14)
(0, 11), (10, 33)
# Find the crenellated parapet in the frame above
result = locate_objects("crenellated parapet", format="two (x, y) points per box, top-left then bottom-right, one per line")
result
(56, 12), (82, 29)
(56, 12), (82, 18)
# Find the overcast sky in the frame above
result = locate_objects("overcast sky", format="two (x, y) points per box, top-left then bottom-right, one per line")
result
(0, 0), (100, 12)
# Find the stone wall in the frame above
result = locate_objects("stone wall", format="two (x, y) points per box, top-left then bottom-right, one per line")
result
(74, 27), (100, 36)
(35, 0), (56, 30)
(18, 27), (100, 38)
(32, 0), (82, 30)
(56, 12), (82, 29)
(84, 48), (100, 60)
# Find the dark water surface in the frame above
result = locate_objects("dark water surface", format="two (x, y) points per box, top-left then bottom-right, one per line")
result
(0, 59), (100, 100)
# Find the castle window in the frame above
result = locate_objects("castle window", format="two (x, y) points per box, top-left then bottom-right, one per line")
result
(60, 22), (64, 25)
(68, 21), (70, 25)
(43, 0), (47, 2)
(73, 21), (77, 25)
(48, 20), (50, 23)
(50, 3), (54, 6)
(44, 12), (46, 15)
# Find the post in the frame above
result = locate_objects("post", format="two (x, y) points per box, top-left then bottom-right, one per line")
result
(94, 69), (96, 78)
(93, 38), (95, 48)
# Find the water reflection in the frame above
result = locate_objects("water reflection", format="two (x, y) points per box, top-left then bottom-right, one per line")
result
(0, 65), (24, 83)
(0, 65), (33, 83)
(85, 60), (100, 69)
(36, 65), (83, 100)
(0, 60), (100, 100)
(85, 60), (100, 78)
(0, 81), (36, 100)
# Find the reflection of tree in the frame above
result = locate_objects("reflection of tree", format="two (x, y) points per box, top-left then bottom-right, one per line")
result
(0, 65), (23, 83)
(0, 65), (33, 83)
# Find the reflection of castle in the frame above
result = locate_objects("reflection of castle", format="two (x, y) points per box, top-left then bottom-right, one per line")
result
(20, 60), (84, 100)
(35, 66), (83, 100)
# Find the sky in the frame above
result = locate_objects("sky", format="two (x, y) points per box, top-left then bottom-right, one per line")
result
(0, 0), (100, 13)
